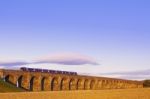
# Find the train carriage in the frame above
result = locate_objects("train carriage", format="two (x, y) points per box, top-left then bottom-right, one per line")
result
(20, 67), (77, 75)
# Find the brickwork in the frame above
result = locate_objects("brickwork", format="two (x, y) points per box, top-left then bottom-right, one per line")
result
(0, 69), (143, 91)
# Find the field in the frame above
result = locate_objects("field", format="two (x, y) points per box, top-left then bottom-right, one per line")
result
(0, 88), (150, 99)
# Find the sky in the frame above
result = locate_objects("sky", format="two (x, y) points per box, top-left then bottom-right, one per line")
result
(0, 0), (150, 80)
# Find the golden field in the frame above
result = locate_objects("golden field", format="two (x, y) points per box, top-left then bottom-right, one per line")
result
(0, 88), (150, 99)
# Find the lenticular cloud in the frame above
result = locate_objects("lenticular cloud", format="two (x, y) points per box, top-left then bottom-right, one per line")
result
(0, 53), (99, 66)
(0, 61), (29, 66)
(35, 53), (99, 65)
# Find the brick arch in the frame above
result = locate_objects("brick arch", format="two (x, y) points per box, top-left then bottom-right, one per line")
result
(19, 75), (31, 90)
(69, 78), (77, 90)
(17, 75), (23, 88)
(0, 69), (143, 91)
(77, 79), (84, 90)
(124, 81), (128, 88)
(41, 76), (51, 91)
(29, 76), (35, 91)
(106, 80), (111, 89)
(114, 80), (120, 89)
(102, 80), (107, 89)
(29, 75), (42, 91)
(51, 77), (60, 91)
(116, 80), (121, 89)
(4, 74), (16, 85)
(117, 81), (122, 89)
(84, 79), (90, 90)
(90, 80), (96, 90)
(60, 77), (69, 90)
(116, 80), (119, 87)
(122, 81), (126, 88)
(111, 80), (115, 89)
(97, 80), (103, 89)
(101, 80), (105, 89)
(118, 81), (123, 89)
(41, 77), (46, 91)
(4, 75), (11, 82)
(111, 80), (116, 89)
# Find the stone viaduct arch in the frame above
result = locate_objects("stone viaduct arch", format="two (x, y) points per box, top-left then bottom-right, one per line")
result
(0, 69), (143, 91)
(84, 79), (90, 90)
(69, 78), (77, 90)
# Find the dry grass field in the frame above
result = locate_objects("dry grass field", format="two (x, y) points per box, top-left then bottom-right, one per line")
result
(0, 88), (150, 99)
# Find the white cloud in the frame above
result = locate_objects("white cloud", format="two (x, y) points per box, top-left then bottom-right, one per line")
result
(34, 53), (99, 65)
(96, 69), (150, 80)
(0, 52), (99, 66)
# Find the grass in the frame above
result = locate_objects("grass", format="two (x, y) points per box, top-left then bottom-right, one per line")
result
(0, 88), (150, 99)
(0, 79), (25, 92)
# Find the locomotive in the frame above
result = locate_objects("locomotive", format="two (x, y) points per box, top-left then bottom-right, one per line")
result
(20, 67), (77, 75)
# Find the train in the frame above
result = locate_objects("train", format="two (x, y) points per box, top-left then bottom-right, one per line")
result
(20, 67), (77, 75)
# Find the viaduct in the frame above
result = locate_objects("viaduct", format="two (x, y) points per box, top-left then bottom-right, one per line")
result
(0, 69), (143, 91)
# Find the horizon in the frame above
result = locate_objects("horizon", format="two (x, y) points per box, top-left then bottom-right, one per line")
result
(0, 0), (150, 80)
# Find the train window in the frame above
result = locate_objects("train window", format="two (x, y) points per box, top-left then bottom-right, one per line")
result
(48, 70), (51, 73)
(43, 69), (48, 73)
(54, 71), (57, 74)
(66, 72), (69, 74)
(37, 69), (42, 72)
(34, 69), (37, 72)
(20, 67), (78, 75)
(57, 71), (62, 74)
(28, 68), (34, 72)
(60, 71), (62, 74)
(51, 70), (55, 74)
(63, 71), (66, 74)
(63, 71), (67, 74)
(20, 67), (26, 71)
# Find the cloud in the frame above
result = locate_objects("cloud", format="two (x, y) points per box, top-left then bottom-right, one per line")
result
(0, 61), (30, 66)
(34, 53), (99, 65)
(99, 69), (150, 75)
(98, 69), (150, 80)
(0, 53), (99, 66)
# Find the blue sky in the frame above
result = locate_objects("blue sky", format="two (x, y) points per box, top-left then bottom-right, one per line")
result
(0, 0), (150, 80)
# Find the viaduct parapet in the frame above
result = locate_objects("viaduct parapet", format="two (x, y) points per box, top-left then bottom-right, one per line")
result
(0, 69), (143, 91)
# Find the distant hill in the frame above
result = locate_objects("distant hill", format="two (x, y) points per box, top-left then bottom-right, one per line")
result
(0, 78), (26, 92)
